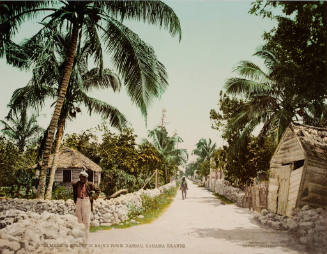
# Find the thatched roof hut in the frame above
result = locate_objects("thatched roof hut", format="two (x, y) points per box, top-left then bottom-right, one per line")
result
(36, 147), (102, 185)
(268, 123), (327, 216)
(47, 147), (102, 172)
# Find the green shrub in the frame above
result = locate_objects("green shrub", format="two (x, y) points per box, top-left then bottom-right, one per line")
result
(141, 187), (177, 214)
(52, 186), (73, 200)
(127, 204), (143, 218)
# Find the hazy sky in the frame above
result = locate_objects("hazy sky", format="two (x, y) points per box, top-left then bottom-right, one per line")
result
(0, 0), (276, 161)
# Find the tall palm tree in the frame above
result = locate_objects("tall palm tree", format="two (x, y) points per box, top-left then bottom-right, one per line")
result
(145, 126), (188, 183)
(7, 30), (127, 199)
(224, 50), (304, 145)
(1, 1), (182, 199)
(0, 108), (43, 152)
(192, 138), (216, 162)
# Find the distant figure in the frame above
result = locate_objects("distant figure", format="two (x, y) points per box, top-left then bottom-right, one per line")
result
(180, 176), (188, 200)
(72, 170), (100, 241)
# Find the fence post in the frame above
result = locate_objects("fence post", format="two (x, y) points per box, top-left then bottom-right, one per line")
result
(155, 169), (158, 189)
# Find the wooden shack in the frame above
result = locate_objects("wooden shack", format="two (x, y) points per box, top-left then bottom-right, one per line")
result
(268, 123), (327, 216)
(36, 147), (102, 186)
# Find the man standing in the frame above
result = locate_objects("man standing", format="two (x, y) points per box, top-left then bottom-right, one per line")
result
(72, 170), (100, 241)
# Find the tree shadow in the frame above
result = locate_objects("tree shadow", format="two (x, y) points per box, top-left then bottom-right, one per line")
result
(183, 196), (224, 207)
(190, 226), (309, 253)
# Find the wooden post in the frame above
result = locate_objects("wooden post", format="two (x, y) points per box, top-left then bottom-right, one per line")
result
(155, 169), (158, 189)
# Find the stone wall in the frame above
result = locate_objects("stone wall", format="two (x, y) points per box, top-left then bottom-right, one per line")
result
(253, 205), (327, 253)
(204, 178), (245, 207)
(0, 182), (176, 253)
(0, 209), (90, 254)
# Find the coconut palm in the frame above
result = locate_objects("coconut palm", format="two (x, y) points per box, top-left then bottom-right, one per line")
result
(1, 1), (182, 199)
(145, 126), (188, 183)
(192, 138), (216, 162)
(0, 108), (43, 152)
(224, 50), (303, 146)
(7, 30), (128, 199)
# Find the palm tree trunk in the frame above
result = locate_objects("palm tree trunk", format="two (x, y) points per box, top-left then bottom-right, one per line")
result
(36, 22), (79, 199)
(44, 116), (66, 200)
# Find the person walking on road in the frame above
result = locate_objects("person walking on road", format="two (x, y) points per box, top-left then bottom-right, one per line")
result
(180, 176), (188, 200)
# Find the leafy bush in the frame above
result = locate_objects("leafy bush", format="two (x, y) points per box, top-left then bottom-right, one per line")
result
(52, 185), (73, 200)
(127, 203), (143, 218)
(141, 187), (177, 214)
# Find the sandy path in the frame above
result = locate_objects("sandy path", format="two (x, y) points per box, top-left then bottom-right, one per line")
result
(88, 180), (307, 254)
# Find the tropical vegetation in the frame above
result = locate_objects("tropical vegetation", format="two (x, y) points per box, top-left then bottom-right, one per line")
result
(208, 1), (327, 187)
(1, 0), (182, 199)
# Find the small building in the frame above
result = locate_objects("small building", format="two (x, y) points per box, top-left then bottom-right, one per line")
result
(268, 123), (327, 216)
(36, 147), (102, 186)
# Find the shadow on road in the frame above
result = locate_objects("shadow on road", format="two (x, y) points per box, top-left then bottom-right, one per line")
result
(190, 226), (308, 253)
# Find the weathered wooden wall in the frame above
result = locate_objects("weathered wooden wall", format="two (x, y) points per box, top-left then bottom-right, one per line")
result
(267, 167), (279, 213)
(244, 180), (268, 212)
(299, 158), (327, 208)
(270, 128), (305, 168)
(268, 127), (306, 215)
(286, 166), (304, 216)
(54, 168), (101, 185)
(54, 168), (63, 182)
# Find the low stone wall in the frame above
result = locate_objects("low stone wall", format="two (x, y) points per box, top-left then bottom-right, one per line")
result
(0, 209), (89, 254)
(204, 179), (245, 207)
(0, 182), (176, 253)
(253, 205), (327, 252)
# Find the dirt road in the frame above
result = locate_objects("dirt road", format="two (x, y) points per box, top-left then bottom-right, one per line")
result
(88, 180), (307, 254)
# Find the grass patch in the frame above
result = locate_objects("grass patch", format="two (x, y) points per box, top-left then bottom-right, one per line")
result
(90, 187), (177, 232)
(213, 193), (234, 204)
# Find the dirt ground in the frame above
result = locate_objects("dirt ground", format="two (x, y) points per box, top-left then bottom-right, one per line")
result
(88, 180), (308, 254)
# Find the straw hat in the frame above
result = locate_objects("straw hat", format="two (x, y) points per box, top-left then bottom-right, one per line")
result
(79, 170), (88, 177)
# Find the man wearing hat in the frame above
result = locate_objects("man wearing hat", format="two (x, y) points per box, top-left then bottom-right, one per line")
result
(72, 170), (100, 241)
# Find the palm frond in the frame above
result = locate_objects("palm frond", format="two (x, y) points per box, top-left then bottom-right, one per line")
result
(253, 49), (280, 70)
(0, 2), (55, 58)
(82, 68), (122, 92)
(79, 92), (128, 131)
(99, 17), (169, 118)
(7, 82), (56, 119)
(103, 0), (182, 41)
(225, 78), (271, 97)
(234, 61), (270, 83)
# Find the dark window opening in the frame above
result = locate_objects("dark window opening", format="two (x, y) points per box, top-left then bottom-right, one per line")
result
(294, 160), (304, 170)
(87, 169), (93, 183)
(302, 187), (309, 198)
(63, 170), (71, 183)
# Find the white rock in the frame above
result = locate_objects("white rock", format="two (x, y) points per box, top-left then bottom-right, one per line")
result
(71, 228), (84, 238)
(2, 249), (14, 254)
(91, 220), (99, 227)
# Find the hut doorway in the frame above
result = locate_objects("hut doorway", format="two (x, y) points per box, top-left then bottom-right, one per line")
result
(276, 165), (292, 215)
(268, 164), (292, 215)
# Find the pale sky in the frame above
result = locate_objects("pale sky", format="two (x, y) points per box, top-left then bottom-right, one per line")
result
(0, 0), (276, 162)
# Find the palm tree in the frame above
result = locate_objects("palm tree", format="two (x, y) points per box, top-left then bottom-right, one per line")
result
(7, 30), (128, 199)
(1, 1), (182, 199)
(0, 108), (43, 152)
(192, 138), (216, 162)
(224, 50), (304, 145)
(145, 126), (188, 183)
